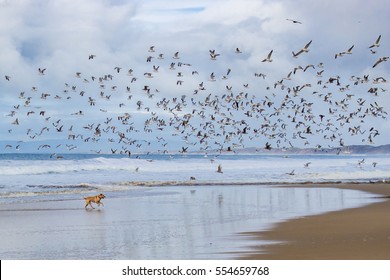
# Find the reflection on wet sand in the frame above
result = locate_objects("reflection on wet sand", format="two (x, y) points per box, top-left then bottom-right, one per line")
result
(0, 185), (380, 259)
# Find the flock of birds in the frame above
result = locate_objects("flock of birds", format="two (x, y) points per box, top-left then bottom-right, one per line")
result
(1, 22), (389, 159)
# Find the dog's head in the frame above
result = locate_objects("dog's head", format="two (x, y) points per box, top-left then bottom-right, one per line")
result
(98, 193), (106, 199)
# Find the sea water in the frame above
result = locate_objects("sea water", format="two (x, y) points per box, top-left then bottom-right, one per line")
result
(0, 183), (383, 259)
(0, 153), (387, 259)
(0, 153), (389, 202)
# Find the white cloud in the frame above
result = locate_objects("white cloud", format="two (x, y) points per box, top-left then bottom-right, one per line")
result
(0, 0), (389, 153)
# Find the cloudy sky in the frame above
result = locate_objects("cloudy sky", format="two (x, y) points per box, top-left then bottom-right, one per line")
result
(0, 0), (389, 153)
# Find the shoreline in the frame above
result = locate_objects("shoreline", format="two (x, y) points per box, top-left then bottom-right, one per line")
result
(0, 182), (389, 259)
(240, 183), (390, 260)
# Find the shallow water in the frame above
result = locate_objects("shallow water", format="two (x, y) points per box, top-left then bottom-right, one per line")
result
(1, 153), (390, 204)
(0, 184), (380, 259)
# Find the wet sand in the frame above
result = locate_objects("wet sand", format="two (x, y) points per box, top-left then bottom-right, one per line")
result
(0, 183), (388, 259)
(241, 183), (390, 260)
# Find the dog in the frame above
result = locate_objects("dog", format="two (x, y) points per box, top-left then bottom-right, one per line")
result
(84, 193), (106, 209)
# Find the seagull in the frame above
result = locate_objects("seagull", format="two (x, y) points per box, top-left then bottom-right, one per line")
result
(335, 45), (354, 59)
(286, 170), (295, 175)
(38, 68), (46, 75)
(345, 45), (354, 54)
(373, 77), (387, 83)
(172, 51), (180, 59)
(369, 35), (381, 48)
(304, 162), (312, 168)
(226, 68), (231, 76)
(3, 30), (390, 160)
(88, 54), (96, 60)
(286, 18), (302, 24)
(209, 49), (220, 60)
(262, 50), (273, 62)
(372, 56), (389, 68)
(304, 64), (315, 72)
(292, 40), (312, 58)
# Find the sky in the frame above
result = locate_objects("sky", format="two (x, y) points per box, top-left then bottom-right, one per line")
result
(0, 0), (389, 154)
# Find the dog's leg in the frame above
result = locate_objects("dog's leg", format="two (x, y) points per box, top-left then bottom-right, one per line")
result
(85, 201), (94, 209)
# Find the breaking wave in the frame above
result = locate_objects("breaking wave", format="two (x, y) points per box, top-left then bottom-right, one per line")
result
(1, 153), (390, 201)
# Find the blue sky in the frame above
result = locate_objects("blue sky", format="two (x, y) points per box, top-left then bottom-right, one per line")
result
(1, 0), (389, 154)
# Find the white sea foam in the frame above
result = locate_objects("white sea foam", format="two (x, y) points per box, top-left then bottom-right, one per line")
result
(0, 154), (387, 259)
(0, 154), (389, 201)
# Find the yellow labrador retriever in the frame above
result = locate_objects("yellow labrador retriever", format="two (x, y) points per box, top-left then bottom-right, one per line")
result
(84, 193), (106, 209)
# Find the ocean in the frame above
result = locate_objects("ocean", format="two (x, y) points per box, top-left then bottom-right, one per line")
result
(0, 153), (388, 259)
(0, 153), (389, 202)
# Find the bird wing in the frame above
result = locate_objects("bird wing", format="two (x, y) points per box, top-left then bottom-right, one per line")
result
(304, 40), (312, 49)
(376, 34), (382, 44)
(262, 50), (273, 61)
(372, 59), (381, 68)
(267, 49), (273, 59)
(369, 35), (381, 48)
(292, 49), (304, 57)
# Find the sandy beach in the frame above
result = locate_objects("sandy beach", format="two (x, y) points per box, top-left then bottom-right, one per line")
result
(0, 183), (388, 259)
(241, 183), (390, 260)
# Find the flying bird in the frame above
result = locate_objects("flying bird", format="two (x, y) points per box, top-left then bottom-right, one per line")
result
(38, 68), (46, 75)
(172, 51), (180, 59)
(292, 40), (312, 58)
(369, 35), (381, 48)
(335, 45), (354, 59)
(344, 45), (354, 54)
(372, 56), (389, 68)
(286, 170), (295, 176)
(286, 18), (302, 24)
(2, 28), (389, 160)
(262, 50), (273, 62)
(209, 49), (220, 60)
